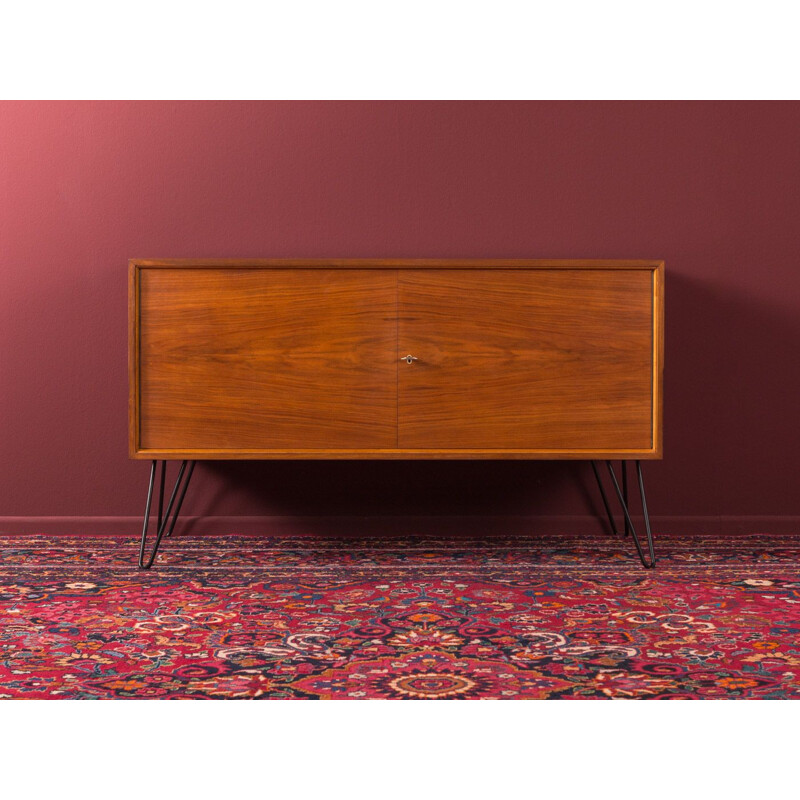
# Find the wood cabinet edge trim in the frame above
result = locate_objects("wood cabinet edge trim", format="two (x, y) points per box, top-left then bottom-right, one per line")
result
(129, 258), (665, 270)
(128, 259), (664, 459)
(128, 260), (140, 457)
(131, 449), (663, 460)
(652, 262), (664, 458)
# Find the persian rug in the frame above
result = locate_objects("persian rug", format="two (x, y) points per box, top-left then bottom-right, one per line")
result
(1, 533), (799, 699)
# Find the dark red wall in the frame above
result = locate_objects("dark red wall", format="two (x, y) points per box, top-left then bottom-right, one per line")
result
(2, 101), (799, 533)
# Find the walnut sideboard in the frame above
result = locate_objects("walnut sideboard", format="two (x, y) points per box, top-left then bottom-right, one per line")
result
(129, 259), (664, 568)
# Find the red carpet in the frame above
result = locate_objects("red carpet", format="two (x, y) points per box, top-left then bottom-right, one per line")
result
(1, 533), (799, 699)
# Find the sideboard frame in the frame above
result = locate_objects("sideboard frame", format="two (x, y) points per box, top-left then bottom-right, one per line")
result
(129, 258), (664, 461)
(130, 258), (664, 570)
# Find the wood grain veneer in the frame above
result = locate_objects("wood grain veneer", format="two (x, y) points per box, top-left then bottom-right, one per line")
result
(136, 268), (397, 451)
(129, 259), (663, 459)
(398, 269), (654, 451)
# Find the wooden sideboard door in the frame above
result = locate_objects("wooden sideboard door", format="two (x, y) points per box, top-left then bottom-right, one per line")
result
(138, 268), (398, 451)
(397, 269), (655, 452)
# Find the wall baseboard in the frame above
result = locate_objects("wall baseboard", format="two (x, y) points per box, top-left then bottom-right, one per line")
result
(1, 515), (799, 537)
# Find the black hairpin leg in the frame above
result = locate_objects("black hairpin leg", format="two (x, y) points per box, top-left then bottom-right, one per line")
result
(591, 460), (656, 569)
(138, 460), (196, 569)
(621, 461), (631, 537)
(591, 460), (620, 536)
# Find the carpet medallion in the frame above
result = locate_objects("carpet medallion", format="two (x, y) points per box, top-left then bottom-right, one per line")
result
(1, 534), (799, 699)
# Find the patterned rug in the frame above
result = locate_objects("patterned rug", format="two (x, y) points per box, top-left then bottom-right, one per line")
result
(1, 533), (799, 699)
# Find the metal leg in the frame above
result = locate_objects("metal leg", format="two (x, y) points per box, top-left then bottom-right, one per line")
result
(605, 460), (656, 569)
(138, 460), (196, 569)
(621, 460), (630, 538)
(635, 460), (656, 568)
(157, 460), (166, 531)
(165, 461), (196, 537)
(591, 460), (620, 537)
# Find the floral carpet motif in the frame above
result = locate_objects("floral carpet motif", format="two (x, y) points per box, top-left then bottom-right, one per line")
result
(1, 534), (799, 699)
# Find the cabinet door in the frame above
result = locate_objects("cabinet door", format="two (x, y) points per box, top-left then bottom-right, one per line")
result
(397, 269), (655, 453)
(137, 268), (397, 453)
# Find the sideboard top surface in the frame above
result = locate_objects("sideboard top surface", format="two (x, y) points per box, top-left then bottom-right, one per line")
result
(131, 258), (664, 270)
(129, 259), (663, 460)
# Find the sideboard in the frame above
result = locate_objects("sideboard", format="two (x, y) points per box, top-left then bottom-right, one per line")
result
(129, 259), (664, 568)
